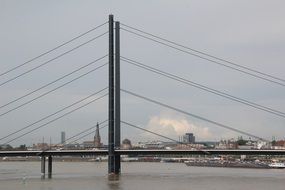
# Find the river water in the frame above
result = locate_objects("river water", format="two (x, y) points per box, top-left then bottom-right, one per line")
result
(0, 161), (284, 190)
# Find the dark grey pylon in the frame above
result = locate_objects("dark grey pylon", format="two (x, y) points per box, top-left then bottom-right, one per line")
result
(114, 21), (121, 174)
(108, 14), (115, 174)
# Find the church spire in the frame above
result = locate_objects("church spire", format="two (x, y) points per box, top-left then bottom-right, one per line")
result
(94, 122), (101, 148)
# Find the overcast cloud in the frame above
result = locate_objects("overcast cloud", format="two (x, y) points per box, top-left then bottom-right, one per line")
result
(0, 0), (284, 146)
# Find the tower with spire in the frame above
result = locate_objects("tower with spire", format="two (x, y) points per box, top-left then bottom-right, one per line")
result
(94, 122), (101, 148)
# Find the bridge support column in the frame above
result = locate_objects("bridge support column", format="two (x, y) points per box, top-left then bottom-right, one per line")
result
(108, 14), (115, 175)
(48, 156), (52, 179)
(41, 156), (46, 179)
(114, 21), (121, 175)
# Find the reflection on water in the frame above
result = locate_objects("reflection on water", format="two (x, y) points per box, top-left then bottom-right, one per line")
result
(0, 162), (285, 190)
(108, 180), (121, 190)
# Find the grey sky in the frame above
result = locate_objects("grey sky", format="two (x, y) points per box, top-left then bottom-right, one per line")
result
(0, 0), (284, 146)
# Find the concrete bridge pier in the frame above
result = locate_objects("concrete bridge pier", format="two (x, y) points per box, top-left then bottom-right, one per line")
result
(41, 156), (46, 179)
(48, 156), (52, 179)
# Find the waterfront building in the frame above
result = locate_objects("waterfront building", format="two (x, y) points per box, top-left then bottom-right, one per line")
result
(176, 143), (206, 150)
(83, 141), (94, 149)
(183, 133), (195, 144)
(32, 143), (49, 150)
(216, 139), (237, 149)
(137, 141), (165, 149)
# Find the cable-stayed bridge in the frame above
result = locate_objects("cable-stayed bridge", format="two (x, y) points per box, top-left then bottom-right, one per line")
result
(0, 15), (285, 178)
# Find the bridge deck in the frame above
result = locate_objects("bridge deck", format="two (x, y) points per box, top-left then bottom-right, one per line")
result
(1, 149), (285, 157)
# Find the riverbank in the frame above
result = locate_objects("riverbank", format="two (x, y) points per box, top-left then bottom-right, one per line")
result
(185, 160), (271, 169)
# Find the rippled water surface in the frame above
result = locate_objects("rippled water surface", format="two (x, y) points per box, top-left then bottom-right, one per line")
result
(1, 162), (285, 190)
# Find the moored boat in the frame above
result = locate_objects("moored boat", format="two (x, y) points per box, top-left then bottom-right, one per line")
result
(268, 162), (285, 169)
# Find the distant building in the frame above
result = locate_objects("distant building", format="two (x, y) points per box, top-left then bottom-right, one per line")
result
(33, 143), (49, 150)
(275, 140), (285, 147)
(94, 122), (102, 148)
(80, 123), (103, 149)
(271, 140), (285, 150)
(61, 131), (66, 144)
(83, 141), (94, 149)
(216, 139), (237, 149)
(137, 141), (165, 149)
(183, 133), (195, 144)
(64, 143), (80, 150)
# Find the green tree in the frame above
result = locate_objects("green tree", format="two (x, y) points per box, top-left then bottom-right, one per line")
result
(237, 139), (247, 146)
(18, 144), (27, 150)
(271, 140), (277, 146)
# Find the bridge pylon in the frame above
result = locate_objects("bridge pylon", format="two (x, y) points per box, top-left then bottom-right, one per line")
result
(108, 14), (115, 174)
(108, 14), (121, 175)
(114, 20), (121, 174)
